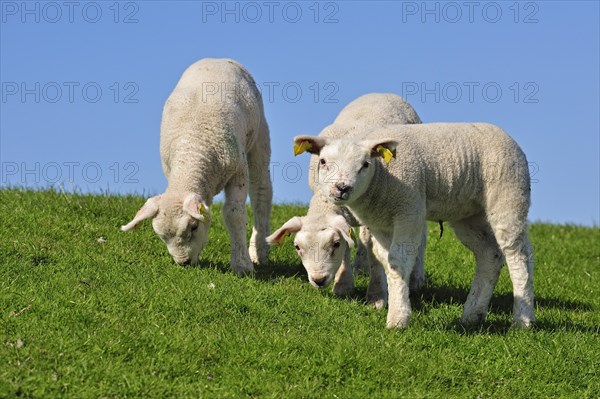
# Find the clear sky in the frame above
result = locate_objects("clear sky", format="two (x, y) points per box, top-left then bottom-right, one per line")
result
(1, 1), (598, 226)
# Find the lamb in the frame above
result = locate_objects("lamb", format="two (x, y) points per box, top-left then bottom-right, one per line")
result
(293, 122), (535, 328)
(121, 58), (272, 275)
(268, 93), (424, 305)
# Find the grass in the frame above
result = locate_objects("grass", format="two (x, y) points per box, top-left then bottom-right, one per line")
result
(1, 188), (599, 398)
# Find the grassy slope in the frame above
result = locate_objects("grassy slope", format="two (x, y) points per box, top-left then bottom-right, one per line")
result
(1, 189), (598, 398)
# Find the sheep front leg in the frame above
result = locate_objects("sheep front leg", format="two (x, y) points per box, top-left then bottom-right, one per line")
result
(332, 245), (354, 297)
(223, 171), (254, 276)
(352, 226), (371, 275)
(376, 219), (424, 329)
(366, 255), (388, 310)
(364, 230), (387, 309)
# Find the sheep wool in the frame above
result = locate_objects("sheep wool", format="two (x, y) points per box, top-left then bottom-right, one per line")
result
(294, 122), (535, 329)
(269, 93), (423, 305)
(122, 58), (272, 275)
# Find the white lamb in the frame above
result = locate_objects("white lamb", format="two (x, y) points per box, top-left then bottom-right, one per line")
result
(268, 93), (424, 305)
(294, 123), (535, 328)
(122, 58), (272, 275)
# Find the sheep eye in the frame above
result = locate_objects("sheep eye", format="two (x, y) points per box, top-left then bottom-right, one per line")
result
(362, 161), (370, 169)
(333, 241), (341, 249)
(319, 159), (326, 166)
(294, 244), (301, 251)
(190, 221), (199, 232)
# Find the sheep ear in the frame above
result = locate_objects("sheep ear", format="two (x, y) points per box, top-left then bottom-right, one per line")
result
(293, 135), (327, 156)
(327, 214), (355, 248)
(366, 139), (399, 164)
(121, 195), (161, 231)
(267, 216), (303, 245)
(183, 193), (209, 223)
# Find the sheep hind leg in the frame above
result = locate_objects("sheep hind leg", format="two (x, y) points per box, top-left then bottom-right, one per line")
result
(487, 212), (535, 328)
(223, 171), (254, 276)
(451, 216), (505, 326)
(247, 123), (273, 265)
(409, 225), (427, 293)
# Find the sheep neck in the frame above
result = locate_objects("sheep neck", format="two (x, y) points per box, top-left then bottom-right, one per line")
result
(164, 149), (225, 205)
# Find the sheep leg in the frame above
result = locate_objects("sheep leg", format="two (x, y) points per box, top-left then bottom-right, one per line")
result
(488, 213), (535, 327)
(376, 217), (424, 329)
(361, 227), (388, 309)
(366, 253), (388, 310)
(409, 226), (427, 293)
(505, 234), (535, 328)
(247, 122), (273, 265)
(451, 216), (504, 326)
(223, 170), (254, 276)
(364, 226), (422, 309)
(352, 226), (371, 275)
(332, 246), (354, 296)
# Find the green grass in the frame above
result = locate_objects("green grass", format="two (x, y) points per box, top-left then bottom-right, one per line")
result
(1, 188), (599, 398)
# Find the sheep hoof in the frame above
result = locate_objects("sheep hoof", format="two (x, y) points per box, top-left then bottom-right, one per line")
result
(232, 261), (255, 276)
(368, 298), (387, 310)
(512, 316), (536, 329)
(460, 312), (486, 327)
(366, 285), (388, 309)
(386, 315), (410, 329)
(249, 245), (268, 265)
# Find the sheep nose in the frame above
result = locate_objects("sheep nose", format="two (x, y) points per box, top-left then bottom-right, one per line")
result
(312, 275), (328, 287)
(174, 256), (190, 266)
(335, 183), (351, 194)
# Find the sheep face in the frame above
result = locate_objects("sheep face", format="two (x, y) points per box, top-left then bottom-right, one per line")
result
(318, 141), (376, 205)
(267, 214), (354, 289)
(121, 192), (211, 266)
(152, 206), (210, 266)
(294, 227), (348, 288)
(294, 135), (399, 206)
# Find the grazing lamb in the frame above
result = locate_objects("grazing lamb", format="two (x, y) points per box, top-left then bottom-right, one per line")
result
(293, 123), (535, 328)
(268, 93), (424, 305)
(122, 58), (272, 275)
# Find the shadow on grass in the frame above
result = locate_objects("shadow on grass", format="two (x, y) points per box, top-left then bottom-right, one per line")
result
(413, 279), (594, 314)
(350, 275), (597, 335)
(254, 261), (307, 282)
(181, 259), (597, 335)
(419, 280), (598, 334)
(188, 258), (308, 283)
(415, 282), (594, 314)
(443, 316), (600, 335)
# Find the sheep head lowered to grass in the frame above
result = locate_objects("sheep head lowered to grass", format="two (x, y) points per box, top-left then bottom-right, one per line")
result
(122, 58), (272, 275)
(267, 212), (355, 291)
(268, 93), (424, 302)
(121, 193), (210, 266)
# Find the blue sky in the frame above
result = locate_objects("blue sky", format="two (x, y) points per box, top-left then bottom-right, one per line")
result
(1, 1), (598, 226)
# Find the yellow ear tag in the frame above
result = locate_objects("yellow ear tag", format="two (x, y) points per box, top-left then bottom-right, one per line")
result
(293, 141), (312, 156)
(198, 203), (210, 222)
(376, 145), (394, 164)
